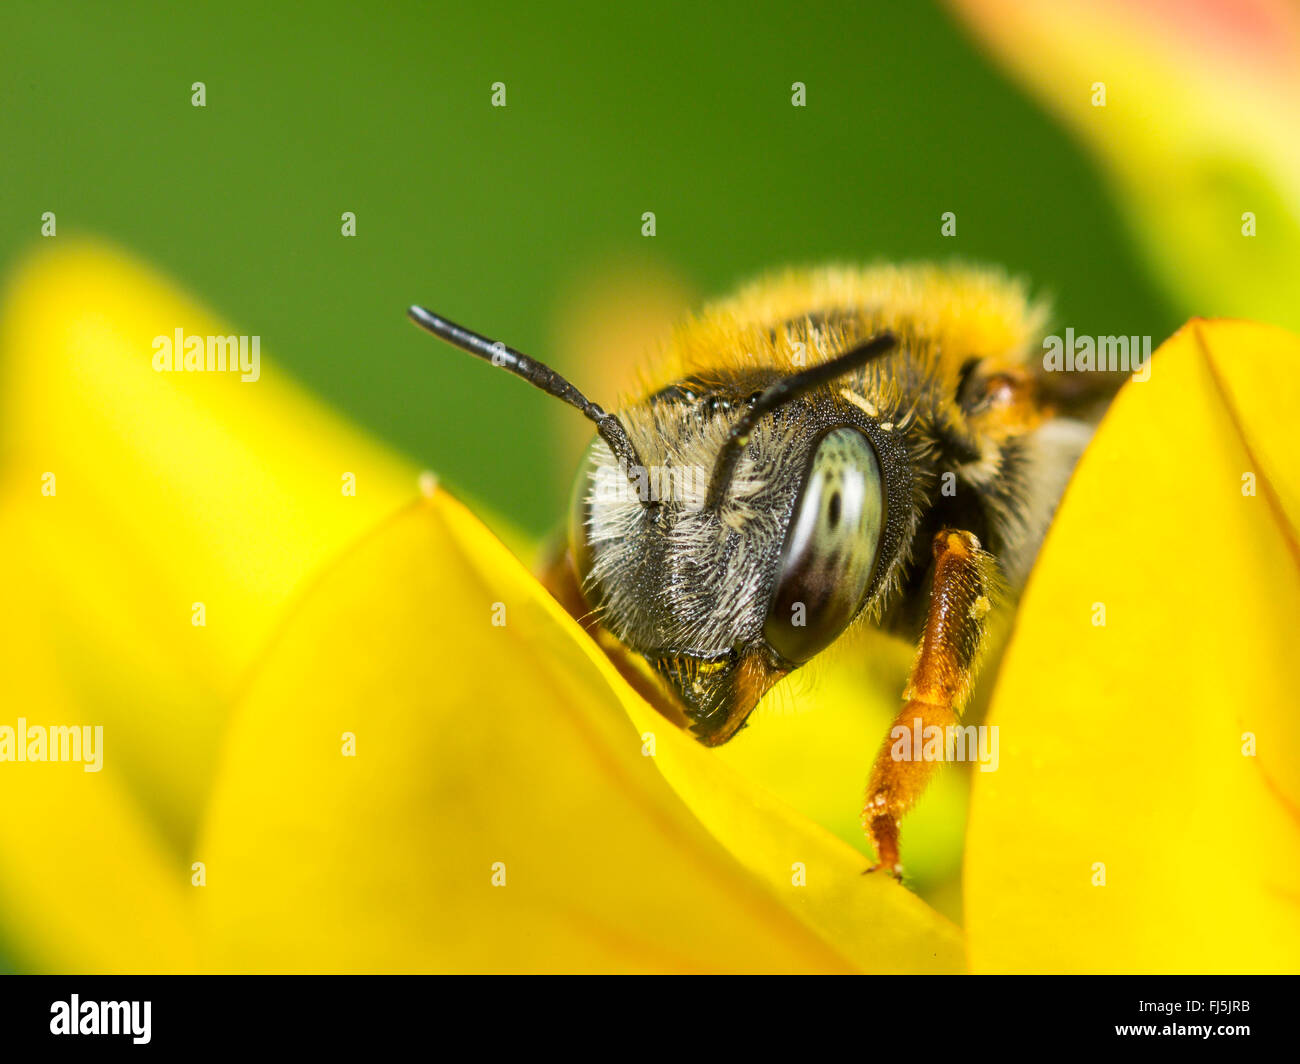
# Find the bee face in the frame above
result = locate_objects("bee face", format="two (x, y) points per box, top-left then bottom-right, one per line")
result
(569, 371), (915, 744)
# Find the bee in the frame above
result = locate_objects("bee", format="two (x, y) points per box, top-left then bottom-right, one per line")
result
(409, 265), (1095, 876)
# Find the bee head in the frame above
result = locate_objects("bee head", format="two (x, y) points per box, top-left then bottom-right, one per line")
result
(408, 304), (909, 745)
(569, 336), (911, 744)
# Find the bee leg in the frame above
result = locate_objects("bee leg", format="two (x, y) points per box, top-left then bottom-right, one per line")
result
(863, 529), (995, 878)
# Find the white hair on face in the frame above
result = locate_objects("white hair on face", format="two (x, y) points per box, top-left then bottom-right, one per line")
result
(582, 396), (803, 656)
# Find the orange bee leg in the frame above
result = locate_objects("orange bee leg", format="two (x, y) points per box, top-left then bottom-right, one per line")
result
(863, 529), (997, 877)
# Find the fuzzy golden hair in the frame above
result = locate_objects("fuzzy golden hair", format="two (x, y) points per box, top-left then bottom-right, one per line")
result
(628, 263), (1050, 404)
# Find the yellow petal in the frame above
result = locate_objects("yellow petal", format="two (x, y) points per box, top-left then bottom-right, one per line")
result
(0, 242), (417, 843)
(965, 319), (1300, 973)
(947, 0), (1300, 329)
(0, 531), (197, 973)
(198, 489), (962, 972)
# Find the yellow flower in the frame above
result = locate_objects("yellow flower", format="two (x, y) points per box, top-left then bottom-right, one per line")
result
(1, 244), (1296, 972)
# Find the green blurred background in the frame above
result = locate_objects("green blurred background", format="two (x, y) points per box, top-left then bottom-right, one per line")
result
(1, 0), (1178, 536)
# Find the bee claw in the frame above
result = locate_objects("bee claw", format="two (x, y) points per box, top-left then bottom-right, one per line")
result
(862, 861), (905, 881)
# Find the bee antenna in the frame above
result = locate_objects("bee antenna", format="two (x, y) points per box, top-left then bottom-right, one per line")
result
(408, 304), (648, 479)
(706, 331), (899, 510)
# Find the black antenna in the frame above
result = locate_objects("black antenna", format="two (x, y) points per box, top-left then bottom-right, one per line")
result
(408, 305), (646, 476)
(705, 331), (899, 510)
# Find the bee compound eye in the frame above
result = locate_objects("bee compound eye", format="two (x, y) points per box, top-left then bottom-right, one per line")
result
(763, 427), (884, 663)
